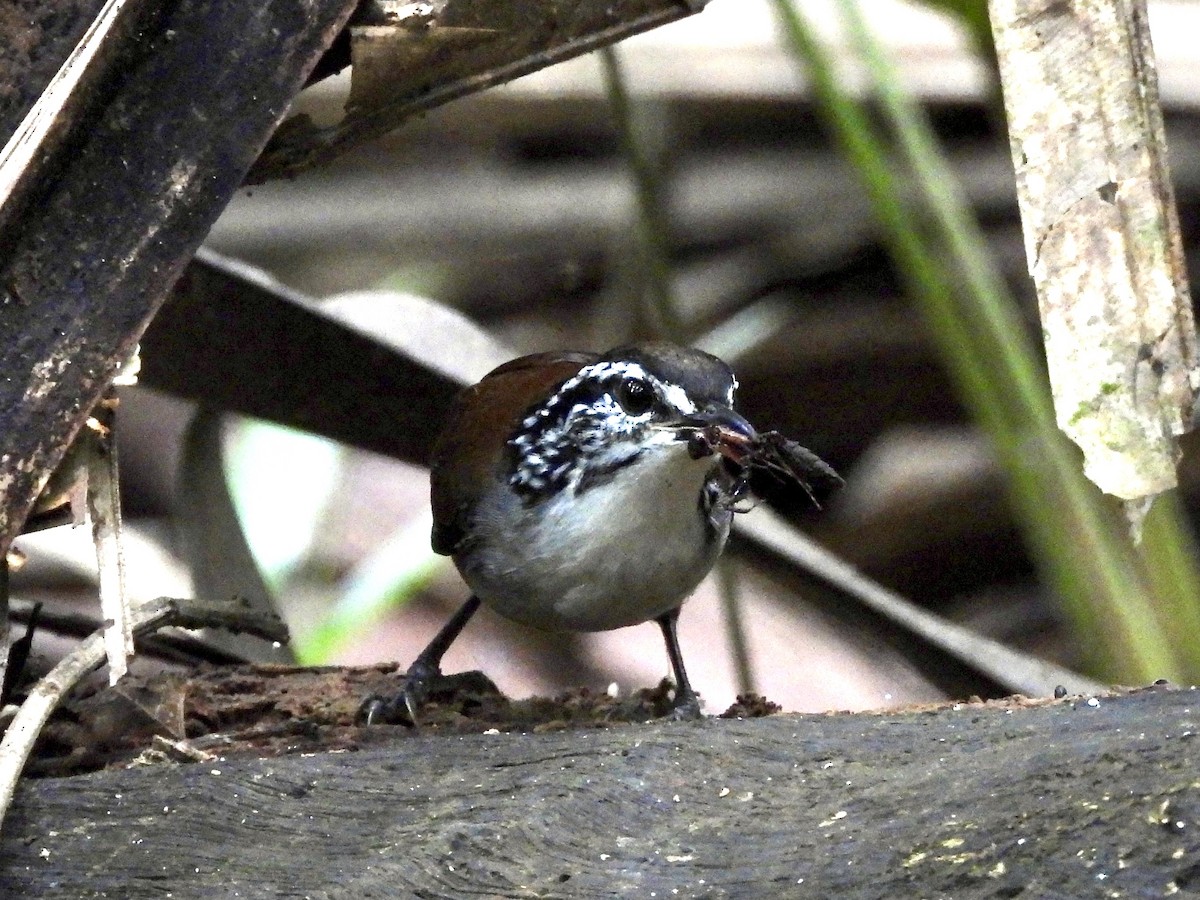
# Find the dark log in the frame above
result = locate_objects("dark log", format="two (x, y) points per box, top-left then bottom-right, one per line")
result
(140, 251), (465, 465)
(2, 685), (1197, 897)
(0, 0), (107, 142)
(248, 0), (714, 183)
(0, 0), (357, 558)
(0, 0), (716, 558)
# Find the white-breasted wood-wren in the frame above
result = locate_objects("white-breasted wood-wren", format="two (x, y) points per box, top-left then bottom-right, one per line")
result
(362, 343), (781, 723)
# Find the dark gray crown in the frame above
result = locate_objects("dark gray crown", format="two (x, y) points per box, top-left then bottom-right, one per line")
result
(601, 343), (736, 409)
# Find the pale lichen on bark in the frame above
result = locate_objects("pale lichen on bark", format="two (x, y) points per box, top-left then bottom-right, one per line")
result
(991, 0), (1199, 503)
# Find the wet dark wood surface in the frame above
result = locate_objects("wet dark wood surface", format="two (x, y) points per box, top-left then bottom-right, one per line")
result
(2, 684), (1197, 898)
(0, 0), (356, 557)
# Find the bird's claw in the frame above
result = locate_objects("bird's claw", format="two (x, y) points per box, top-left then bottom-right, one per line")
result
(357, 661), (441, 726)
(356, 689), (421, 727)
(666, 692), (704, 721)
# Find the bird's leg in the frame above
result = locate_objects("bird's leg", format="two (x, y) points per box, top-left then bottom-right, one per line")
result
(655, 606), (703, 720)
(358, 594), (482, 725)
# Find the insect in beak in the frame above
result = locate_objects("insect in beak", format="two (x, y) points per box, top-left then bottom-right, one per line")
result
(681, 407), (758, 464)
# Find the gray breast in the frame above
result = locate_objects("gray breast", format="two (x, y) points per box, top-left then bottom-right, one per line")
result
(455, 443), (733, 632)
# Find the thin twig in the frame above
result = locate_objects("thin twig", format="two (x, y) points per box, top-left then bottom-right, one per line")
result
(735, 509), (1109, 699)
(715, 558), (755, 696)
(0, 559), (8, 707)
(600, 44), (756, 699)
(86, 395), (133, 684)
(6, 599), (256, 667)
(0, 595), (287, 835)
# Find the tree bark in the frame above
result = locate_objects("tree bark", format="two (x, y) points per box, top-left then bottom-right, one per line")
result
(990, 0), (1199, 504)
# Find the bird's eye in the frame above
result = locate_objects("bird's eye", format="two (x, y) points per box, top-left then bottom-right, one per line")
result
(614, 377), (654, 415)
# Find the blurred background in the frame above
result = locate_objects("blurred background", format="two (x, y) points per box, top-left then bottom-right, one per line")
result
(12, 0), (1200, 715)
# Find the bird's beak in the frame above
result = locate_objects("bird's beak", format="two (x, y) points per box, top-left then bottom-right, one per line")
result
(681, 406), (758, 464)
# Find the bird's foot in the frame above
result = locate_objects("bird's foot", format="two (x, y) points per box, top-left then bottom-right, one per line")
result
(358, 664), (500, 726)
(645, 679), (703, 721)
(666, 690), (704, 721)
(357, 659), (443, 726)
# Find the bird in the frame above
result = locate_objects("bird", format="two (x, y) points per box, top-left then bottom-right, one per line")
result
(360, 342), (763, 724)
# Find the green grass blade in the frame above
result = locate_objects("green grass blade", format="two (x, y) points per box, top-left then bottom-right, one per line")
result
(771, 0), (1186, 681)
(599, 45), (684, 340)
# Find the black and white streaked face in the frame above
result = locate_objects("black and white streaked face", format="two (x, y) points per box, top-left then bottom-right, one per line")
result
(506, 345), (740, 502)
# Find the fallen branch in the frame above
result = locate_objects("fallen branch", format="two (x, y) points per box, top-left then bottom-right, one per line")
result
(1, 685), (1195, 897)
